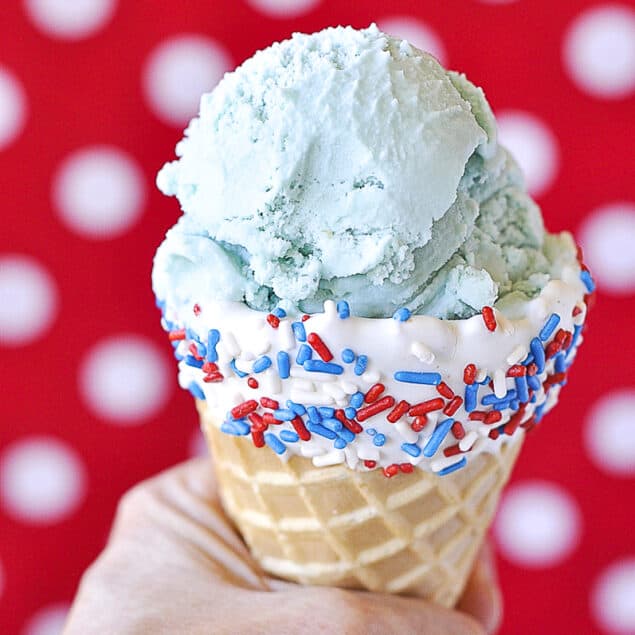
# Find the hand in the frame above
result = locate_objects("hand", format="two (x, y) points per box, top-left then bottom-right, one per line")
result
(64, 458), (502, 634)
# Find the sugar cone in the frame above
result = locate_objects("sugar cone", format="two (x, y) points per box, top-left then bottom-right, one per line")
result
(198, 400), (522, 607)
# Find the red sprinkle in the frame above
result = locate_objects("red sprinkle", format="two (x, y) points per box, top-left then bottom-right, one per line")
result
(526, 363), (538, 376)
(507, 365), (526, 377)
(364, 460), (377, 469)
(291, 416), (311, 441)
(356, 396), (396, 422)
(262, 413), (282, 426)
(444, 444), (462, 457)
(307, 332), (333, 361)
(248, 413), (266, 431)
(463, 364), (477, 385)
(409, 398), (445, 416)
(521, 415), (536, 430)
(444, 396), (463, 417)
(301, 314), (311, 322)
(468, 411), (487, 421)
(266, 313), (280, 328)
(247, 377), (259, 389)
(411, 416), (428, 432)
(364, 383), (385, 403)
(437, 382), (454, 399)
(489, 429), (500, 440)
(168, 329), (186, 342)
(572, 306), (582, 317)
(387, 400), (410, 423)
(399, 463), (414, 473)
(545, 340), (562, 359)
(484, 411), (502, 424)
(451, 421), (466, 439)
(482, 306), (497, 332)
(231, 400), (258, 419)
(383, 464), (399, 478)
(260, 397), (279, 410)
(188, 343), (204, 361)
(544, 372), (567, 387)
(203, 372), (224, 383)
(193, 303), (201, 316)
(251, 429), (265, 448)
(202, 362), (218, 374)
(335, 409), (363, 434)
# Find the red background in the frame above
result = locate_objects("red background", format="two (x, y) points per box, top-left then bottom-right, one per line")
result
(1, 1), (634, 633)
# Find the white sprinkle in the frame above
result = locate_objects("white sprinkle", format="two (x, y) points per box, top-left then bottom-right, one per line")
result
(431, 454), (466, 472)
(494, 369), (507, 398)
(229, 391), (244, 407)
(290, 390), (334, 405)
(234, 358), (252, 374)
(322, 382), (346, 400)
(278, 320), (296, 350)
(410, 341), (435, 363)
(396, 420), (419, 443)
(476, 368), (488, 383)
(323, 300), (337, 318)
(289, 367), (336, 382)
(497, 313), (515, 335)
(533, 297), (548, 320)
(344, 447), (359, 470)
(252, 337), (271, 355)
(238, 350), (255, 362)
(222, 332), (241, 357)
(260, 372), (281, 395)
(357, 447), (380, 462)
(459, 431), (478, 452)
(361, 370), (381, 384)
(340, 381), (358, 394)
(290, 378), (315, 392)
(300, 445), (325, 458)
(506, 345), (527, 365)
(312, 449), (346, 467)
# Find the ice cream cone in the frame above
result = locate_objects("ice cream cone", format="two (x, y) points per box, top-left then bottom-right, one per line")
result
(199, 400), (522, 606)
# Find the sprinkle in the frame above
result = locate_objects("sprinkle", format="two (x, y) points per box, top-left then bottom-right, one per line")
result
(337, 300), (350, 319)
(364, 460), (377, 469)
(400, 463), (414, 473)
(296, 344), (312, 365)
(350, 392), (364, 408)
(444, 444), (462, 457)
(203, 371), (224, 383)
(280, 430), (299, 443)
(338, 415), (363, 434)
(334, 438), (347, 449)
(202, 362), (218, 374)
(393, 307), (411, 322)
(252, 356), (272, 373)
(526, 363), (538, 376)
(373, 433), (386, 447)
(437, 382), (454, 399)
(291, 416), (311, 441)
(463, 364), (477, 385)
(409, 398), (445, 416)
(556, 328), (572, 348)
(482, 390), (516, 406)
(504, 407), (526, 435)
(580, 269), (595, 292)
(354, 355), (368, 376)
(221, 420), (250, 436)
(534, 402), (546, 422)
(251, 428), (265, 448)
(423, 418), (454, 457)
(259, 397), (279, 410)
(365, 383), (385, 403)
(188, 382), (205, 400)
(515, 375), (530, 403)
(489, 428), (500, 440)
(247, 377), (258, 389)
(266, 313), (280, 328)
(229, 360), (247, 378)
(411, 416), (427, 432)
(437, 457), (467, 476)
(273, 409), (295, 421)
(307, 332), (333, 361)
(544, 372), (567, 387)
(317, 406), (334, 418)
(478, 373), (491, 385)
(262, 413), (282, 426)
(459, 431), (478, 451)
(484, 411), (502, 424)
(307, 422), (337, 440)
(189, 342), (205, 359)
(387, 400), (411, 423)
(464, 384), (478, 412)
(383, 464), (400, 478)
(443, 396), (463, 417)
(356, 396), (396, 421)
(394, 371), (442, 385)
(341, 348), (355, 363)
(231, 400), (258, 419)
(301, 314), (311, 322)
(493, 369), (507, 399)
(507, 345), (527, 365)
(530, 338), (546, 373)
(273, 308), (286, 318)
(344, 407), (357, 420)
(469, 411), (486, 421)
(410, 341), (435, 363)
(303, 360), (344, 375)
(306, 406), (322, 423)
(286, 400), (306, 416)
(168, 329), (186, 342)
(451, 421), (466, 439)
(481, 306), (497, 331)
(248, 412), (265, 429)
(539, 313), (561, 341)
(264, 433), (286, 454)
(401, 442), (421, 457)
(206, 329), (220, 362)
(276, 351), (290, 379)
(192, 303), (201, 315)
(527, 374), (542, 391)
(291, 321), (307, 342)
(555, 352), (566, 373)
(321, 418), (343, 433)
(185, 355), (204, 369)
(572, 305), (583, 317)
(367, 427), (378, 436)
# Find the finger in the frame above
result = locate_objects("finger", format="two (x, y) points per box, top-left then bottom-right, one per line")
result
(457, 540), (502, 634)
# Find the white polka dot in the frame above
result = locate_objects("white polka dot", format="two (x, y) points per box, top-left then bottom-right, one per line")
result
(80, 335), (171, 423)
(564, 5), (635, 99)
(24, 0), (116, 40)
(378, 16), (447, 65)
(585, 389), (635, 476)
(246, 0), (321, 18)
(0, 255), (57, 347)
(22, 603), (69, 635)
(0, 67), (27, 152)
(52, 146), (145, 239)
(0, 438), (86, 524)
(189, 426), (208, 459)
(592, 558), (635, 634)
(494, 480), (581, 567)
(579, 202), (635, 294)
(143, 35), (233, 127)
(496, 110), (559, 197)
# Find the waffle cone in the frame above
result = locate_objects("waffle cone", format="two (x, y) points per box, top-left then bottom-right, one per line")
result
(198, 400), (522, 607)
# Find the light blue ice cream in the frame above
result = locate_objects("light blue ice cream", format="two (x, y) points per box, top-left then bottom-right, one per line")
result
(153, 24), (575, 319)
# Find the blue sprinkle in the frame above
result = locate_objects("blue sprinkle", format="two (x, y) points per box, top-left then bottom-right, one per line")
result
(206, 329), (220, 362)
(221, 419), (250, 436)
(569, 324), (583, 352)
(509, 399), (520, 411)
(337, 300), (350, 319)
(373, 433), (386, 447)
(350, 392), (364, 408)
(338, 427), (355, 443)
(291, 321), (306, 342)
(185, 355), (204, 369)
(280, 430), (299, 443)
(264, 433), (286, 455)
(530, 338), (546, 374)
(395, 371), (442, 386)
(515, 375), (529, 403)
(186, 328), (198, 342)
(521, 353), (535, 366)
(555, 352), (566, 373)
(539, 313), (561, 341)
(194, 341), (207, 358)
(334, 437), (347, 449)
(481, 388), (516, 404)
(530, 394), (537, 403)
(344, 407), (357, 420)
(296, 344), (312, 365)
(527, 374), (542, 391)
(479, 375), (491, 385)
(580, 269), (595, 293)
(423, 418), (454, 458)
(354, 355), (368, 376)
(307, 406), (322, 423)
(493, 401), (514, 411)
(174, 351), (184, 361)
(534, 402), (546, 422)
(253, 356), (272, 373)
(465, 384), (478, 412)
(286, 400), (306, 416)
(188, 382), (205, 401)
(366, 428), (377, 436)
(220, 422), (241, 436)
(307, 422), (337, 440)
(393, 307), (411, 322)
(230, 359), (248, 378)
(277, 351), (290, 379)
(437, 457), (467, 476)
(304, 360), (344, 375)
(401, 443), (421, 458)
(341, 348), (355, 363)
(318, 407), (335, 418)
(273, 409), (295, 421)
(273, 307), (287, 318)
(322, 418), (343, 433)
